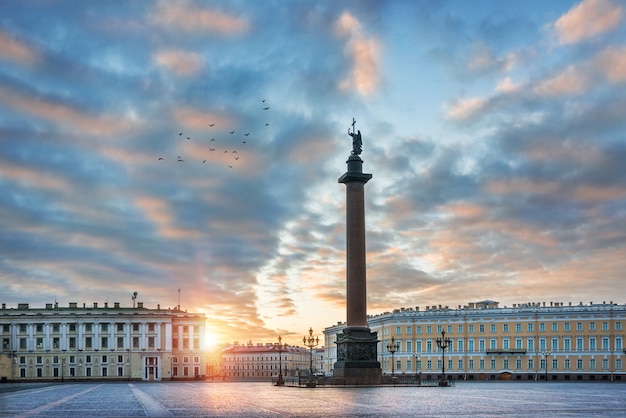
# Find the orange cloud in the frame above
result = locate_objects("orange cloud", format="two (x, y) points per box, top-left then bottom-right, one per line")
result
(595, 46), (626, 83)
(134, 196), (199, 239)
(151, 2), (249, 35)
(154, 49), (204, 77)
(445, 96), (487, 120)
(534, 65), (591, 96)
(0, 85), (136, 137)
(334, 12), (381, 96)
(0, 29), (39, 67)
(554, 0), (623, 45)
(173, 106), (235, 131)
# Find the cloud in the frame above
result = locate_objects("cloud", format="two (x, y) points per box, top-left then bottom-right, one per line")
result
(554, 0), (623, 45)
(444, 96), (487, 120)
(595, 46), (626, 82)
(496, 76), (521, 93)
(534, 65), (591, 96)
(150, 1), (249, 35)
(334, 11), (381, 96)
(153, 49), (204, 77)
(0, 29), (39, 67)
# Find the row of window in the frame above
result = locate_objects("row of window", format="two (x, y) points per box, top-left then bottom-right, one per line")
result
(15, 354), (200, 365)
(2, 323), (161, 334)
(4, 335), (161, 351)
(385, 357), (624, 372)
(384, 336), (624, 353)
(386, 321), (623, 336)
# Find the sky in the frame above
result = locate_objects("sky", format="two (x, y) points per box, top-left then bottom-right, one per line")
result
(1, 0), (625, 347)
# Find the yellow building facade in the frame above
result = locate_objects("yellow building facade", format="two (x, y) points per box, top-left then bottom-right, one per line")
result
(325, 300), (625, 381)
(0, 302), (207, 382)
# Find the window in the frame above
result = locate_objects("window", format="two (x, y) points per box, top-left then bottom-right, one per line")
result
(589, 322), (596, 331)
(576, 338), (583, 350)
(2, 338), (9, 350)
(118, 367), (124, 377)
(617, 358), (622, 370)
(117, 355), (123, 363)
(69, 323), (76, 332)
(528, 358), (534, 369)
(36, 356), (43, 364)
(468, 325), (474, 333)
(490, 339), (497, 350)
(86, 337), (92, 349)
(101, 337), (108, 349)
(183, 356), (189, 363)
(503, 324), (509, 332)
(552, 322), (558, 332)
(564, 322), (570, 331)
(407, 359), (412, 371)
(426, 340), (432, 352)
(457, 325), (463, 334)
(552, 358), (558, 370)
(396, 326), (401, 335)
(53, 337), (59, 348)
(447, 325), (452, 334)
(69, 337), (76, 349)
(577, 359), (583, 369)
(490, 324), (496, 333)
(86, 355), (92, 363)
(479, 325), (485, 333)
(426, 326), (432, 334)
(117, 323), (124, 332)
(551, 338), (558, 351)
(527, 323), (534, 332)
(85, 323), (92, 332)
(539, 338), (546, 350)
(602, 338), (609, 351)
(133, 323), (140, 332)
(3, 324), (10, 332)
(406, 340), (412, 352)
(602, 322), (608, 331)
(117, 337), (124, 348)
(516, 338), (523, 350)
(539, 323), (545, 332)
(564, 338), (571, 350)
(616, 337), (623, 351)
(148, 323), (155, 332)
(602, 358), (609, 370)
(53, 324), (60, 333)
(102, 367), (108, 377)
(19, 338), (27, 349)
(527, 338), (534, 351)
(490, 359), (496, 370)
(36, 324), (43, 333)
(565, 358), (570, 370)
(589, 337), (596, 351)
(427, 360), (432, 370)
(589, 358), (596, 370)
(102, 355), (108, 363)
(469, 359), (474, 370)
(457, 339), (464, 352)
(193, 356), (199, 363)
(479, 339), (485, 352)
(101, 324), (108, 332)
(406, 326), (412, 334)
(576, 322), (583, 331)
(133, 337), (140, 348)
(503, 338), (509, 350)
(437, 325), (442, 334)
(36, 337), (43, 348)
(503, 359), (509, 370)
(616, 322), (622, 331)
(148, 337), (155, 348)
(416, 326), (422, 334)
(516, 323), (522, 332)
(468, 339), (474, 352)
(479, 359), (485, 369)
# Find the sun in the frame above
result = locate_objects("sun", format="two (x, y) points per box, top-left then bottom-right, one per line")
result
(203, 329), (221, 349)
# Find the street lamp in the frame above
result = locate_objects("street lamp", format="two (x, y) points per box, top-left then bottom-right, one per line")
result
(303, 328), (319, 377)
(436, 331), (451, 386)
(542, 350), (551, 382)
(276, 335), (286, 386)
(60, 355), (66, 383)
(386, 336), (399, 377)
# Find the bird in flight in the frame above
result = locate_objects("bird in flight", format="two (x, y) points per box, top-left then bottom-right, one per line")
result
(263, 107), (270, 110)
(210, 138), (215, 141)
(187, 137), (190, 140)
(179, 133), (182, 136)
(229, 130), (235, 134)
(235, 157), (240, 160)
(242, 141), (246, 144)
(262, 99), (266, 102)
(244, 133), (250, 136)
(210, 148), (215, 151)
(178, 158), (184, 162)
(228, 165), (233, 168)
(224, 150), (228, 153)
(158, 157), (164, 160)
(209, 123), (215, 127)
(203, 160), (206, 163)
(265, 123), (269, 126)
(232, 150), (237, 153)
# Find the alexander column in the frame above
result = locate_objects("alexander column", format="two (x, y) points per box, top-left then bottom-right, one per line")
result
(333, 119), (382, 384)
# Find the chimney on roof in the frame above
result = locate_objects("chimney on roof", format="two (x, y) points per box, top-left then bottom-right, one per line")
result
(93, 302), (98, 308)
(114, 302), (120, 308)
(137, 302), (143, 308)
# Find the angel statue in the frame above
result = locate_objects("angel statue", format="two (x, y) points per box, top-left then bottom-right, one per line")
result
(348, 118), (362, 155)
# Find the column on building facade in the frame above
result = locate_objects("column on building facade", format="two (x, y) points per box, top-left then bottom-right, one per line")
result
(61, 322), (67, 351)
(44, 323), (50, 351)
(27, 323), (34, 352)
(189, 325), (194, 351)
(109, 322), (115, 350)
(156, 322), (162, 350)
(94, 322), (100, 350)
(141, 322), (146, 350)
(164, 322), (172, 351)
(199, 324), (205, 352)
(125, 322), (131, 351)
(178, 325), (183, 351)
(77, 322), (84, 351)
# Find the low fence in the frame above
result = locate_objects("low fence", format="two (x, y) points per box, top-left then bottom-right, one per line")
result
(271, 375), (455, 388)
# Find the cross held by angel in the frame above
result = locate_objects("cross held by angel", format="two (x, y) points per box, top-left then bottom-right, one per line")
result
(348, 118), (362, 155)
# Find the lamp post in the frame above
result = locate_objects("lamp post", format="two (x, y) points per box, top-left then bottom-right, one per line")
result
(436, 331), (452, 386)
(386, 336), (399, 377)
(60, 355), (66, 383)
(542, 350), (551, 382)
(303, 328), (319, 378)
(276, 335), (286, 386)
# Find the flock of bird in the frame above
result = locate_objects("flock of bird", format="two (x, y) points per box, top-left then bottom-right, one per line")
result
(158, 100), (271, 169)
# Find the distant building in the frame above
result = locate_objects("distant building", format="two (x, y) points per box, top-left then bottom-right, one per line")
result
(324, 300), (626, 381)
(220, 341), (313, 380)
(0, 301), (207, 382)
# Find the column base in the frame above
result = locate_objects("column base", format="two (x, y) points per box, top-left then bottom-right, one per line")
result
(333, 327), (381, 385)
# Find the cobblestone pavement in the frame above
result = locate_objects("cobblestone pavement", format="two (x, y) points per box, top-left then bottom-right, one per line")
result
(1, 381), (626, 417)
